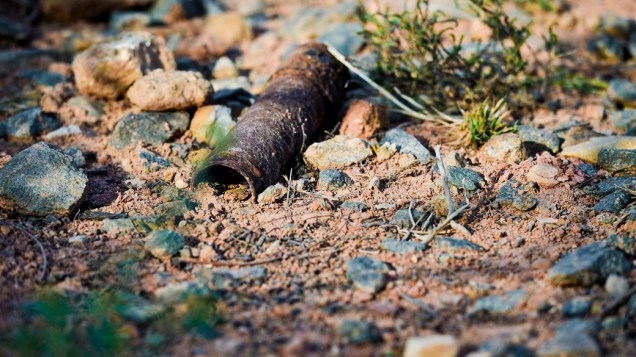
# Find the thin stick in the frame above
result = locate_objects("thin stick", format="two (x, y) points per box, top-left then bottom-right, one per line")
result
(285, 167), (293, 208)
(209, 246), (345, 267)
(418, 203), (471, 245)
(434, 145), (455, 215)
(5, 222), (48, 282)
(398, 291), (439, 316)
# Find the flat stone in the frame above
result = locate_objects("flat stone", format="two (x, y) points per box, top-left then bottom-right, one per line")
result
(537, 331), (600, 357)
(557, 124), (605, 148)
(380, 128), (432, 164)
(597, 147), (636, 173)
(547, 241), (632, 287)
(79, 210), (128, 221)
(469, 288), (527, 315)
(607, 234), (636, 255)
(390, 208), (426, 229)
(496, 180), (537, 211)
(517, 125), (561, 154)
(109, 111), (190, 150)
(589, 175), (636, 196)
(610, 109), (636, 133)
(318, 169), (353, 190)
(561, 136), (636, 163)
(144, 229), (184, 258)
(606, 79), (636, 109)
(561, 297), (592, 317)
(447, 166), (484, 191)
(2, 108), (61, 140)
(0, 142), (87, 216)
(346, 256), (389, 294)
(257, 183), (287, 204)
(381, 238), (428, 254)
(72, 32), (175, 99)
(337, 319), (381, 344)
(340, 201), (369, 212)
(304, 135), (373, 170)
(433, 237), (485, 253)
(156, 199), (196, 222)
(480, 133), (526, 164)
(594, 190), (631, 213)
(403, 335), (459, 357)
(555, 319), (600, 337)
(526, 163), (562, 187)
(127, 69), (213, 111)
(44, 125), (82, 140)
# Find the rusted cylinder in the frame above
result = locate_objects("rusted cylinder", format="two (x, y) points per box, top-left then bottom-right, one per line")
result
(193, 42), (349, 197)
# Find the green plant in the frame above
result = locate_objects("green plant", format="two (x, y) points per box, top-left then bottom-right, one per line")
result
(459, 98), (517, 147)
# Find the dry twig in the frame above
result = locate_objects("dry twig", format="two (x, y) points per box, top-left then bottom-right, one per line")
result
(4, 222), (48, 282)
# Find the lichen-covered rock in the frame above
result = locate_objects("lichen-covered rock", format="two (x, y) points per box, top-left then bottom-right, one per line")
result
(548, 242), (632, 287)
(606, 79), (636, 109)
(127, 69), (213, 111)
(144, 230), (184, 258)
(0, 142), (87, 216)
(1, 107), (61, 140)
(433, 237), (485, 253)
(561, 136), (636, 163)
(594, 190), (631, 213)
(72, 32), (175, 99)
(597, 147), (636, 173)
(257, 183), (287, 204)
(304, 135), (373, 170)
(380, 128), (432, 164)
(318, 169), (352, 190)
(480, 133), (526, 164)
(447, 166), (484, 191)
(517, 125), (561, 154)
(496, 180), (537, 211)
(109, 112), (189, 150)
(610, 109), (636, 133)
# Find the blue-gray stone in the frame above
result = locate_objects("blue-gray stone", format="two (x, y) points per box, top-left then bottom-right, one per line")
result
(577, 163), (597, 177)
(318, 169), (352, 190)
(561, 297), (592, 317)
(109, 112), (190, 150)
(156, 199), (197, 222)
(2, 107), (61, 140)
(66, 96), (103, 122)
(470, 289), (527, 315)
(381, 238), (428, 253)
(390, 208), (426, 229)
(318, 22), (365, 57)
(587, 35), (628, 62)
(19, 69), (65, 87)
(0, 142), (87, 216)
(340, 201), (369, 212)
(598, 15), (636, 39)
(496, 179), (537, 211)
(447, 166), (485, 191)
(380, 128), (432, 163)
(537, 331), (601, 357)
(548, 241), (632, 287)
(346, 256), (389, 294)
(139, 150), (172, 172)
(202, 266), (267, 289)
(606, 79), (636, 108)
(594, 190), (631, 213)
(338, 320), (381, 344)
(556, 319), (600, 337)
(608, 234), (636, 255)
(433, 237), (485, 253)
(145, 230), (184, 258)
(478, 339), (534, 357)
(597, 147), (636, 173)
(610, 109), (636, 133)
(517, 124), (562, 154)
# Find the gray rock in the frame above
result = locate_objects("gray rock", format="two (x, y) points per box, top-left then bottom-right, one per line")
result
(390, 208), (426, 229)
(154, 280), (211, 303)
(338, 319), (382, 344)
(44, 125), (82, 140)
(346, 256), (390, 294)
(109, 111), (190, 150)
(102, 218), (136, 234)
(496, 179), (537, 211)
(606, 79), (636, 109)
(594, 190), (631, 213)
(80, 210), (128, 221)
(607, 234), (636, 255)
(2, 108), (62, 140)
(340, 201), (369, 212)
(517, 125), (561, 154)
(470, 289), (527, 315)
(203, 266), (267, 289)
(0, 142), (87, 216)
(19, 69), (65, 87)
(380, 128), (432, 164)
(480, 133), (526, 164)
(598, 15), (636, 39)
(144, 230), (184, 258)
(63, 146), (85, 168)
(381, 238), (428, 254)
(0, 15), (30, 41)
(433, 237), (485, 253)
(66, 96), (104, 124)
(139, 150), (172, 172)
(318, 169), (352, 190)
(605, 274), (629, 298)
(587, 35), (628, 62)
(537, 331), (600, 357)
(72, 32), (175, 99)
(447, 166), (485, 191)
(561, 297), (592, 317)
(601, 316), (626, 331)
(126, 69), (213, 111)
(547, 241), (632, 287)
(317, 22), (365, 57)
(279, 1), (359, 40)
(555, 319), (600, 337)
(156, 200), (196, 222)
(304, 135), (373, 170)
(257, 183), (287, 204)
(610, 109), (636, 133)
(478, 339), (534, 357)
(597, 147), (636, 173)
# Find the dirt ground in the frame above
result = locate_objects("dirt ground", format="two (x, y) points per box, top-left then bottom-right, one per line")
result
(1, 0), (635, 356)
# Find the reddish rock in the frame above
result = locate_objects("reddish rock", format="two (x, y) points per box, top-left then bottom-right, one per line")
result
(339, 99), (389, 139)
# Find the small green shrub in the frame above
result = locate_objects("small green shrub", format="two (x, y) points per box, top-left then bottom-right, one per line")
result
(459, 98), (517, 147)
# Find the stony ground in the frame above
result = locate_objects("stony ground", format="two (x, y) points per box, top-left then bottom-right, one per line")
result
(1, 0), (636, 356)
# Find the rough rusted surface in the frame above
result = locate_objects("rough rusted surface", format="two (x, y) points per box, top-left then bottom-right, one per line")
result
(193, 43), (349, 197)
